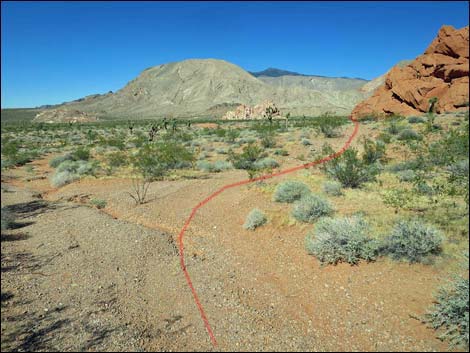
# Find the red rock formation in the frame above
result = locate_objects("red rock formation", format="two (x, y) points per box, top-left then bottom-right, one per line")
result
(352, 25), (469, 119)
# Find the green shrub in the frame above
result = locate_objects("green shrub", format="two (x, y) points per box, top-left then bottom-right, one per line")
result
(274, 149), (289, 156)
(228, 143), (264, 170)
(384, 219), (443, 263)
(213, 160), (233, 172)
(243, 208), (267, 230)
(301, 138), (312, 146)
(261, 134), (276, 148)
(71, 147), (90, 161)
(273, 180), (311, 203)
(292, 194), (333, 223)
(377, 132), (392, 144)
(90, 198), (107, 209)
(322, 180), (344, 196)
(324, 148), (380, 188)
(305, 216), (379, 265)
(196, 160), (213, 172)
(362, 138), (386, 165)
(426, 258), (469, 348)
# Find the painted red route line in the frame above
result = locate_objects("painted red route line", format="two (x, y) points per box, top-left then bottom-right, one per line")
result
(178, 116), (360, 347)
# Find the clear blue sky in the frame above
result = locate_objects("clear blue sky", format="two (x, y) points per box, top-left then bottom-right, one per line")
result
(1, 1), (469, 108)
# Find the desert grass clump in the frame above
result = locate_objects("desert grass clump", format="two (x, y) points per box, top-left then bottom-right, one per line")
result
(243, 208), (267, 230)
(273, 180), (311, 203)
(305, 216), (379, 265)
(292, 194), (333, 223)
(322, 180), (344, 196)
(384, 219), (443, 263)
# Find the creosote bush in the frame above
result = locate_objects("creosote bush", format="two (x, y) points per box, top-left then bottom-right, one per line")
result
(291, 194), (333, 223)
(273, 180), (311, 203)
(384, 219), (443, 263)
(324, 148), (380, 188)
(243, 208), (267, 230)
(305, 216), (379, 265)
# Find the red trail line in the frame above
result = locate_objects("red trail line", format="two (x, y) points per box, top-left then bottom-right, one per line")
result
(178, 116), (360, 347)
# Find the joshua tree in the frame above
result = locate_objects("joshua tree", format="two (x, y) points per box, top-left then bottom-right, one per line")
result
(128, 120), (134, 134)
(266, 106), (274, 128)
(428, 97), (438, 114)
(285, 112), (291, 129)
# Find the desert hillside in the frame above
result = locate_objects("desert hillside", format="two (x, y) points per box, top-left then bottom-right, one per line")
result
(44, 59), (373, 120)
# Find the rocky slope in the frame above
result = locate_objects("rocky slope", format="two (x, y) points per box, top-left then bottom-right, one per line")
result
(48, 59), (372, 120)
(352, 25), (469, 119)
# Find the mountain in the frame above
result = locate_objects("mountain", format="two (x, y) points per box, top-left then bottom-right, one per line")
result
(249, 68), (307, 77)
(352, 25), (469, 118)
(35, 59), (377, 120)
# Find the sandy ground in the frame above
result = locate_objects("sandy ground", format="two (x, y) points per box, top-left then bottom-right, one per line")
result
(1, 122), (462, 351)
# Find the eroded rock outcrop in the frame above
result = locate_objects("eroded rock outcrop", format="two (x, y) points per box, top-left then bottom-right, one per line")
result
(352, 25), (469, 119)
(33, 109), (98, 123)
(223, 101), (281, 120)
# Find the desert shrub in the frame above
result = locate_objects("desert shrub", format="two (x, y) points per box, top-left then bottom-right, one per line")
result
(49, 153), (74, 168)
(377, 132), (392, 144)
(261, 134), (276, 148)
(253, 157), (279, 170)
(384, 219), (443, 263)
(428, 126), (469, 166)
(301, 138), (312, 146)
(305, 216), (379, 265)
(90, 198), (107, 209)
(426, 257), (469, 348)
(322, 180), (344, 196)
(408, 116), (425, 124)
(228, 143), (264, 170)
(71, 147), (90, 161)
(197, 160), (232, 173)
(386, 120), (404, 135)
(213, 160), (233, 172)
(397, 169), (416, 182)
(51, 170), (80, 187)
(324, 148), (380, 188)
(312, 114), (346, 138)
(273, 180), (311, 203)
(274, 149), (289, 156)
(216, 148), (228, 155)
(197, 160), (213, 172)
(106, 151), (128, 169)
(243, 208), (267, 230)
(397, 128), (423, 141)
(291, 194), (333, 223)
(362, 138), (386, 165)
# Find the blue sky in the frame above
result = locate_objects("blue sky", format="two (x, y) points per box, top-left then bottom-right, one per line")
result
(1, 1), (468, 108)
